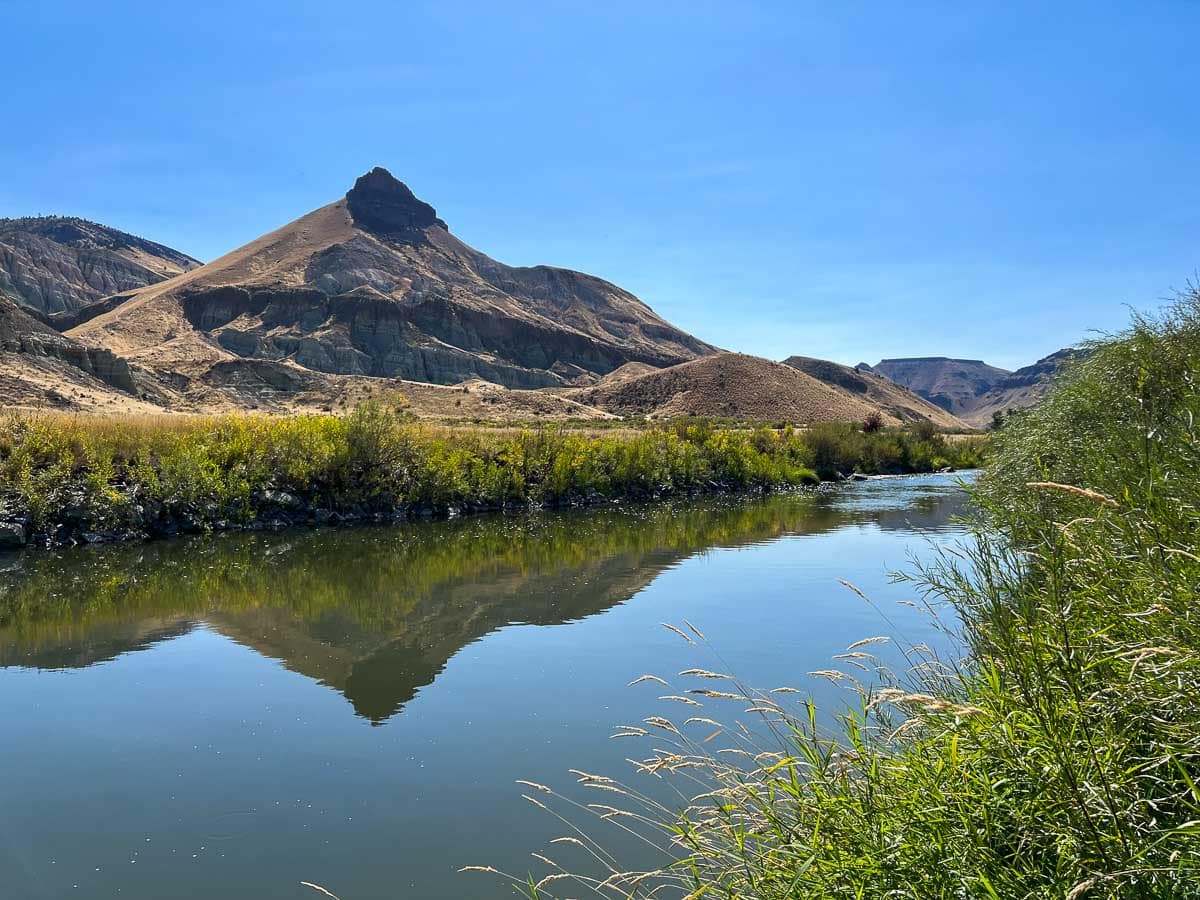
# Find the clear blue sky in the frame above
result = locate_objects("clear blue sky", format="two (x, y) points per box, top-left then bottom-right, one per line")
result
(5, 1), (1199, 369)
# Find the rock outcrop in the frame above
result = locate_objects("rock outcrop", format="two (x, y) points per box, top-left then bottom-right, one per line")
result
(345, 167), (447, 234)
(0, 216), (200, 315)
(0, 296), (136, 394)
(70, 168), (716, 394)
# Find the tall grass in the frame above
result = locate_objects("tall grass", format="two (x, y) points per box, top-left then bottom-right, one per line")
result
(490, 290), (1200, 898)
(0, 411), (981, 545)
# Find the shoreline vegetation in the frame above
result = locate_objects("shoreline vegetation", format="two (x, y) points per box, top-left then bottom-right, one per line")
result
(492, 290), (1200, 898)
(0, 409), (984, 551)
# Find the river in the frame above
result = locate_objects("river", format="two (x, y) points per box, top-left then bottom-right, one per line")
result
(0, 472), (974, 899)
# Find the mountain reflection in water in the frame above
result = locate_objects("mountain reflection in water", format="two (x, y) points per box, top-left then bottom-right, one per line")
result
(0, 477), (971, 724)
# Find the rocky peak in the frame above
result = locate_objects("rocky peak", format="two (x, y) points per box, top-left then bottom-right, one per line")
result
(345, 167), (447, 235)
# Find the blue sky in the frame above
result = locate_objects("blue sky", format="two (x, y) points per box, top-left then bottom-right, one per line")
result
(5, 1), (1199, 369)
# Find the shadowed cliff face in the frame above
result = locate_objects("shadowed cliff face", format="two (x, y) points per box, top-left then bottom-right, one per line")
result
(0, 216), (199, 315)
(0, 296), (136, 394)
(0, 480), (970, 723)
(179, 280), (633, 387)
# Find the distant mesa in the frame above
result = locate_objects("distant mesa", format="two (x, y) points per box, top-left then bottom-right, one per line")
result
(867, 357), (1011, 416)
(782, 355), (965, 429)
(869, 351), (1085, 425)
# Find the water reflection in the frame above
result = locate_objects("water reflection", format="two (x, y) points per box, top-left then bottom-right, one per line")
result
(0, 476), (972, 724)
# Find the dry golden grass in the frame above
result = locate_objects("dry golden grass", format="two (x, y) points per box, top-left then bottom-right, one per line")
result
(571, 353), (897, 424)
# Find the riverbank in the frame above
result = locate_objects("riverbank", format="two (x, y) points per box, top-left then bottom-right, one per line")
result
(0, 409), (984, 549)
(507, 291), (1200, 897)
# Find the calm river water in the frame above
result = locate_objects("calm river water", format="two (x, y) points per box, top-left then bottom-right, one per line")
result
(0, 472), (974, 899)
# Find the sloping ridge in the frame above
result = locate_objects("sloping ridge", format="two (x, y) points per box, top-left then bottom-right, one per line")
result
(70, 167), (716, 392)
(961, 347), (1087, 426)
(783, 355), (967, 429)
(866, 356), (1011, 415)
(571, 352), (898, 423)
(0, 215), (200, 315)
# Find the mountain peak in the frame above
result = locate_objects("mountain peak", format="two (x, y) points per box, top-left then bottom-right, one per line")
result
(345, 167), (446, 234)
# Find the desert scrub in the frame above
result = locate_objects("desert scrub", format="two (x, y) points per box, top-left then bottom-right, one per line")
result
(491, 291), (1200, 899)
(0, 407), (979, 547)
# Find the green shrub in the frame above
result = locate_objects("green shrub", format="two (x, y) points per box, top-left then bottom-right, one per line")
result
(0, 407), (982, 541)
(499, 290), (1200, 899)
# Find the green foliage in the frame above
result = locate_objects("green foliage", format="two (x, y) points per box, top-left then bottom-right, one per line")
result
(0, 490), (842, 646)
(512, 290), (1200, 898)
(0, 404), (982, 540)
(799, 422), (984, 480)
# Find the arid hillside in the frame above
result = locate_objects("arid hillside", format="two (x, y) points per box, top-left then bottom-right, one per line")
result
(783, 355), (966, 429)
(0, 216), (200, 315)
(0, 170), (999, 427)
(961, 347), (1087, 426)
(866, 357), (1010, 415)
(0, 296), (166, 413)
(68, 168), (715, 398)
(1, 270), (974, 425)
(570, 353), (897, 423)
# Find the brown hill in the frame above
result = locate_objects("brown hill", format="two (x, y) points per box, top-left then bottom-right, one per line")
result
(961, 347), (1086, 426)
(783, 356), (967, 429)
(570, 353), (894, 423)
(595, 360), (661, 385)
(69, 167), (715, 397)
(867, 357), (1010, 415)
(0, 216), (200, 315)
